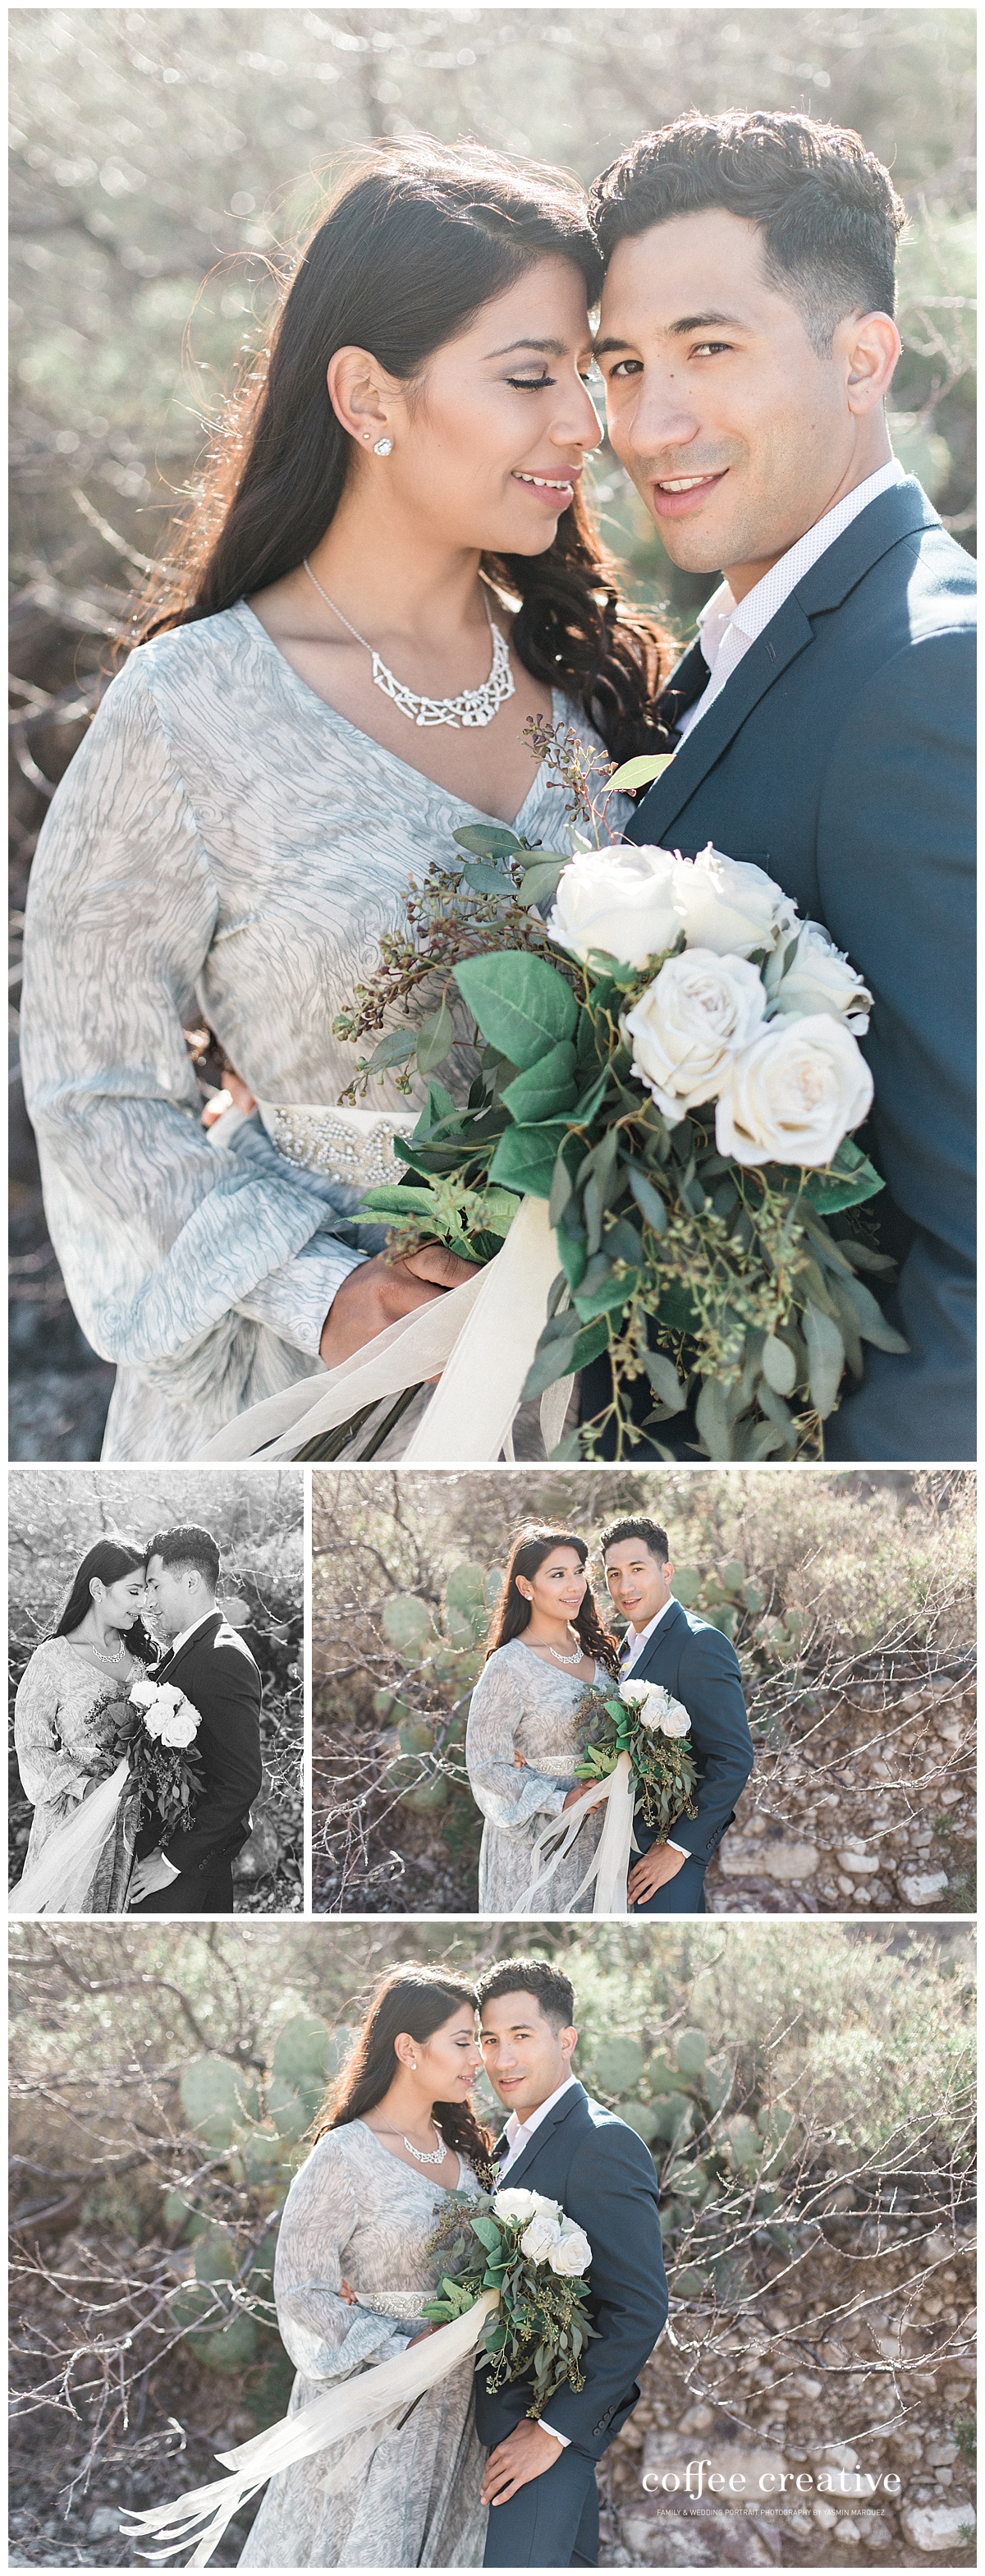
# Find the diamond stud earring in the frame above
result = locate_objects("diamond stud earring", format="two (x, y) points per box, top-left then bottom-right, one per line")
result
(373, 438), (392, 456)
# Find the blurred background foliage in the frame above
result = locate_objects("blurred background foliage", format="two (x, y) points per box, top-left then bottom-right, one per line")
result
(311, 1465), (975, 1910)
(8, 1920), (975, 2565)
(8, 6), (978, 1458)
(8, 1467), (305, 1912)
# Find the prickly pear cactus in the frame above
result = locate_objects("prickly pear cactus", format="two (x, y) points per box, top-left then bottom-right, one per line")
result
(579, 2017), (802, 2295)
(373, 1556), (504, 1836)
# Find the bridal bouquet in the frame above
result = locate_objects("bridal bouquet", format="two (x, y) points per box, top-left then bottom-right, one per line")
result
(575, 1678), (699, 1837)
(424, 2184), (598, 2414)
(121, 2188), (596, 2566)
(121, 1677), (204, 1836)
(337, 722), (905, 1460)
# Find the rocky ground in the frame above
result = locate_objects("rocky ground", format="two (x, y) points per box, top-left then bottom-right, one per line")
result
(10, 2216), (974, 2568)
(707, 1672), (976, 1917)
(599, 2219), (976, 2566)
(314, 1666), (976, 1917)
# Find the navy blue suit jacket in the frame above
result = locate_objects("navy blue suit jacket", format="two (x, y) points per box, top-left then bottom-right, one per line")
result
(628, 1599), (753, 1867)
(474, 2082), (667, 2459)
(626, 480), (975, 1462)
(135, 1611), (263, 1879)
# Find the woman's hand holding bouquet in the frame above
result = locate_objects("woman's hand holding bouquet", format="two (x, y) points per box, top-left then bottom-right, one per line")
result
(337, 723), (905, 1459)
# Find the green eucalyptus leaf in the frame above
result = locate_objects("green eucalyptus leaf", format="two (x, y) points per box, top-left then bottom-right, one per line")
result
(415, 1000), (456, 1076)
(836, 1271), (909, 1353)
(502, 1041), (578, 1124)
(803, 1303), (845, 1417)
(453, 953), (577, 1069)
(644, 1351), (687, 1412)
(761, 1334), (797, 1395)
(363, 1028), (417, 1076)
(453, 824), (523, 858)
(520, 858), (569, 907)
(607, 752), (676, 793)
(488, 1119), (571, 1198)
(460, 860), (516, 897)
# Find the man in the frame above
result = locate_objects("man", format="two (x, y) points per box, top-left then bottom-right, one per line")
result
(585, 110), (974, 1462)
(601, 1516), (753, 1912)
(474, 1958), (667, 2568)
(129, 1523), (263, 1913)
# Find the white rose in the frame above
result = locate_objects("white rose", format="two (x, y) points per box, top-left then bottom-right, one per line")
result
(766, 921), (873, 1035)
(521, 2210), (566, 2265)
(158, 1708), (199, 1749)
(624, 948), (767, 1118)
(140, 1707), (165, 1741)
(548, 845), (685, 970)
(128, 1677), (157, 1710)
(715, 1014), (873, 1169)
(492, 2187), (558, 2227)
(548, 2226), (593, 2276)
(624, 1682), (691, 1736)
(672, 845), (797, 957)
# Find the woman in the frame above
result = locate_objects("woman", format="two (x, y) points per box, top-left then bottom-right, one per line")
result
(11, 1541), (156, 1912)
(466, 1527), (620, 1913)
(240, 1968), (492, 2569)
(21, 140), (669, 1462)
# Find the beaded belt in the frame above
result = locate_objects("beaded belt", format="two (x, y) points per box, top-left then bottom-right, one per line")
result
(258, 1101), (418, 1191)
(355, 2289), (431, 2318)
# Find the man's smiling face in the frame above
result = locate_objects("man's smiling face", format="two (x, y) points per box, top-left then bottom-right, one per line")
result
(596, 206), (887, 595)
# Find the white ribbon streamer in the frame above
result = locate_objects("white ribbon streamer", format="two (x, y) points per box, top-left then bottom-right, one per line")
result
(8, 1758), (130, 1915)
(196, 1196), (565, 1462)
(120, 2288), (499, 2568)
(515, 1752), (639, 1917)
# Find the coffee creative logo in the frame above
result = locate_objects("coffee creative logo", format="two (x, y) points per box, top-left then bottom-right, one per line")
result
(642, 2456), (903, 2509)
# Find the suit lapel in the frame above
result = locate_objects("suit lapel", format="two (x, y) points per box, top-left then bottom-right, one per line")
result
(492, 2082), (586, 2190)
(633, 1599), (688, 1678)
(632, 478), (938, 845)
(162, 1611), (222, 1695)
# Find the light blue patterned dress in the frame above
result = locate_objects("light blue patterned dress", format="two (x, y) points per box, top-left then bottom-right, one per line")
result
(21, 603), (622, 1460)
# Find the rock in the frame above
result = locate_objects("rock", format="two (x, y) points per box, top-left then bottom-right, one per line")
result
(899, 1871), (950, 1906)
(900, 2500), (976, 2552)
(813, 2500), (838, 2528)
(861, 2518), (896, 2549)
(717, 1838), (818, 1880)
(836, 1848), (880, 1872)
(834, 2519), (862, 2542)
(88, 2507), (121, 2538)
(928, 2444), (960, 2467)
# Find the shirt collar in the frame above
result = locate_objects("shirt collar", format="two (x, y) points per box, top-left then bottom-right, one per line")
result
(167, 1609), (217, 1659)
(502, 2074), (578, 2160)
(625, 1594), (677, 1654)
(697, 457), (907, 665)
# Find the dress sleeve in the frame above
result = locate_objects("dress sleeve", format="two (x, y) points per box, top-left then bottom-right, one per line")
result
(14, 1653), (94, 1807)
(465, 1655), (568, 1830)
(20, 653), (364, 1379)
(273, 2145), (417, 2382)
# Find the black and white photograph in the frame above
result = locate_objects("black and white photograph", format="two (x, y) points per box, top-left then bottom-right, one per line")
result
(8, 1918), (976, 2569)
(8, 1470), (305, 1917)
(311, 1467), (975, 1917)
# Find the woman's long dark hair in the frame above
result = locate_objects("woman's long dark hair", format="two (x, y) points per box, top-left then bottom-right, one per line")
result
(313, 1968), (493, 2178)
(55, 1541), (157, 1665)
(486, 1525), (619, 1674)
(135, 140), (672, 763)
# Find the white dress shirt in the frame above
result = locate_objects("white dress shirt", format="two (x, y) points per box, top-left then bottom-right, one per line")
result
(676, 457), (906, 741)
(497, 2075), (580, 2447)
(621, 1594), (689, 1859)
(164, 1607), (217, 1660)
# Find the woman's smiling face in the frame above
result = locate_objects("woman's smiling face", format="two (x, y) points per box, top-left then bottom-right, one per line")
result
(522, 1545), (589, 1623)
(336, 255), (602, 558)
(100, 1569), (148, 1628)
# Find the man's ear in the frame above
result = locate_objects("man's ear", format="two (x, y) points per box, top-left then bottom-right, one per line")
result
(840, 308), (901, 415)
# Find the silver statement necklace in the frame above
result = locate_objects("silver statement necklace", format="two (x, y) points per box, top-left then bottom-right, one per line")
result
(301, 559), (515, 732)
(401, 2123), (447, 2166)
(547, 1632), (584, 1667)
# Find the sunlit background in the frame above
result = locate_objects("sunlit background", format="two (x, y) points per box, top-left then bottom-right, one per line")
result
(8, 7), (977, 1458)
